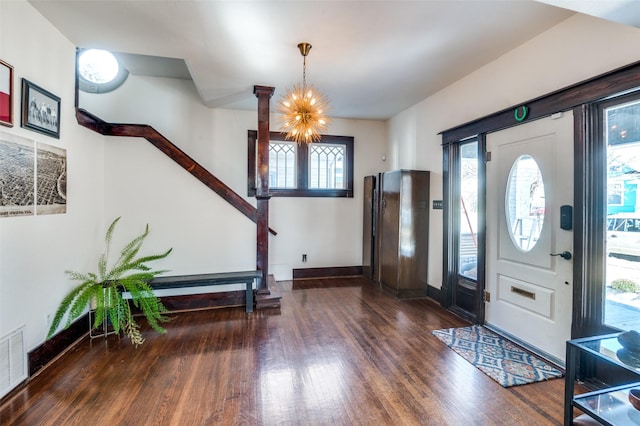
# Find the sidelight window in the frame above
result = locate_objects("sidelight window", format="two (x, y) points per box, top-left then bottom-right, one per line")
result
(442, 136), (486, 324)
(603, 98), (640, 331)
(459, 142), (479, 280)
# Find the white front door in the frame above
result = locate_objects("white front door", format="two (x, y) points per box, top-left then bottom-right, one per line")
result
(486, 113), (573, 362)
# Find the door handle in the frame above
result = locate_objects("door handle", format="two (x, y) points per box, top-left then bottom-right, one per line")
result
(550, 251), (572, 260)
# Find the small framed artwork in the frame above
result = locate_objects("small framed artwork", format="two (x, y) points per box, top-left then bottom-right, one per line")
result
(21, 79), (60, 138)
(0, 60), (13, 127)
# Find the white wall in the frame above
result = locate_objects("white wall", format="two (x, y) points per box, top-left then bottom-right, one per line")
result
(81, 75), (388, 281)
(388, 13), (640, 290)
(0, 0), (105, 352)
(270, 118), (387, 278)
(6, 3), (639, 355)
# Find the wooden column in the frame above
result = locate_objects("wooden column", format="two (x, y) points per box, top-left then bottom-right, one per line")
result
(253, 85), (275, 293)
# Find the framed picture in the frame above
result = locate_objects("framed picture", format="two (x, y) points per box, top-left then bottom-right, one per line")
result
(21, 79), (60, 138)
(0, 60), (13, 127)
(0, 133), (35, 217)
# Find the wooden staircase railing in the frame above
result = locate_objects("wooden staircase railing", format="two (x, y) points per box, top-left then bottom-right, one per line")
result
(75, 108), (276, 235)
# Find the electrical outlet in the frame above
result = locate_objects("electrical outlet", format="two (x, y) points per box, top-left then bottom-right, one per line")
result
(302, 254), (307, 262)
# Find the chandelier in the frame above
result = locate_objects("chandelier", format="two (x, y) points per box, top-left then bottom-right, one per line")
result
(278, 42), (330, 143)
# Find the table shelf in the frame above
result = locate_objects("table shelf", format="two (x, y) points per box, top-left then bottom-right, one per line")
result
(566, 333), (640, 425)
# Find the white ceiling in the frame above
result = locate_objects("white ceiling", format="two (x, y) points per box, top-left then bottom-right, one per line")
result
(536, 0), (640, 28)
(28, 0), (628, 121)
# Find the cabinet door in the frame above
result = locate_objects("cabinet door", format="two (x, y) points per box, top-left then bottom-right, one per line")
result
(362, 175), (375, 278)
(397, 171), (429, 293)
(373, 172), (383, 283)
(380, 171), (401, 290)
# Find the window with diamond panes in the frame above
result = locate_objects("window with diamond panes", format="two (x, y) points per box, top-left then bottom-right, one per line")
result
(269, 141), (297, 188)
(309, 143), (345, 189)
(248, 131), (353, 197)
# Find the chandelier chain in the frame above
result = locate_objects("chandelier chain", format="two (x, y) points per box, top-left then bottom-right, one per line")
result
(278, 41), (330, 143)
(302, 55), (307, 90)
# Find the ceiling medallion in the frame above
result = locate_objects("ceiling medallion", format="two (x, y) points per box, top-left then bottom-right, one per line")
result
(278, 42), (330, 144)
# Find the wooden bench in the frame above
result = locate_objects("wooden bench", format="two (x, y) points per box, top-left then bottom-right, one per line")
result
(148, 271), (262, 313)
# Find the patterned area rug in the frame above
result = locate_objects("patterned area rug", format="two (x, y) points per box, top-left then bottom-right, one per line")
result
(432, 325), (564, 387)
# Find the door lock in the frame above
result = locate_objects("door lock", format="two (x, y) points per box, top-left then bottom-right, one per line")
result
(550, 251), (572, 260)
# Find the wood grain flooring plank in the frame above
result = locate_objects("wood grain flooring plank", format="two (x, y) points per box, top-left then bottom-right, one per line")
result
(0, 277), (566, 425)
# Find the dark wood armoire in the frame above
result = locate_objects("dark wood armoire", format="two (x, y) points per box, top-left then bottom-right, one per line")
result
(374, 170), (430, 298)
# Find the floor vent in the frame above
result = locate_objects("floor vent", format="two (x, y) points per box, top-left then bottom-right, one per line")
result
(0, 326), (27, 399)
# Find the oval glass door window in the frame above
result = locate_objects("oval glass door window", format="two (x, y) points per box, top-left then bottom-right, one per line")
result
(505, 155), (545, 252)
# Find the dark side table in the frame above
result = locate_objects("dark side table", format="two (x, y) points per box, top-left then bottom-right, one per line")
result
(566, 333), (640, 425)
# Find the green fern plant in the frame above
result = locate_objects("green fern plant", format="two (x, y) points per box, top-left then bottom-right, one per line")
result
(48, 217), (172, 346)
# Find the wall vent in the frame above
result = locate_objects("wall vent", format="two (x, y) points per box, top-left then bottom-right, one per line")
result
(0, 326), (27, 399)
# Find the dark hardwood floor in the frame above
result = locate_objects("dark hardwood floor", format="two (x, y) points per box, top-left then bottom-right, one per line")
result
(0, 277), (565, 425)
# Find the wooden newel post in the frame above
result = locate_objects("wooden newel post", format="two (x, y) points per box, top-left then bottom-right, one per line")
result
(253, 85), (275, 294)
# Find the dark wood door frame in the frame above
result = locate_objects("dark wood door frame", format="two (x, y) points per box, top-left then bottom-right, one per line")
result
(441, 60), (640, 338)
(441, 136), (486, 324)
(441, 61), (640, 144)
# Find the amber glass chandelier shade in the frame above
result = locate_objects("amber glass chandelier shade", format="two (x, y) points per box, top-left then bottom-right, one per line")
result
(278, 43), (330, 144)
